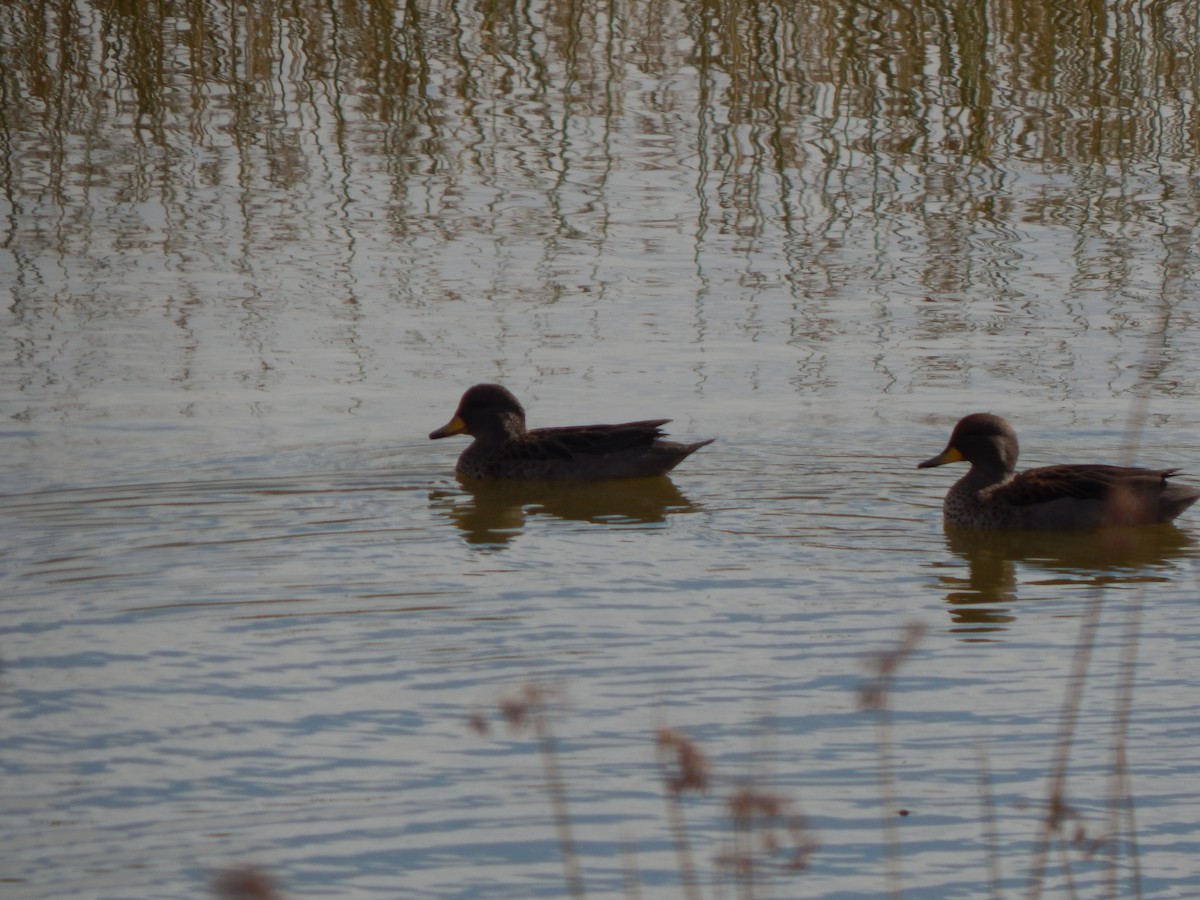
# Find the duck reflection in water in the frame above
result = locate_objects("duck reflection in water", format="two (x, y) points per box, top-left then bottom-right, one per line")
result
(934, 523), (1195, 635)
(428, 477), (699, 547)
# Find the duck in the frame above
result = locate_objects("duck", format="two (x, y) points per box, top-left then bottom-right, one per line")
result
(429, 383), (715, 480)
(918, 412), (1200, 530)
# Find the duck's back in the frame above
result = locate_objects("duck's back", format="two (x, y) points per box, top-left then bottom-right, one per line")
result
(457, 420), (713, 480)
(949, 463), (1200, 529)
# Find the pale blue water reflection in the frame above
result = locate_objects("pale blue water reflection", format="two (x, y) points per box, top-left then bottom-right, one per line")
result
(6, 437), (1200, 896)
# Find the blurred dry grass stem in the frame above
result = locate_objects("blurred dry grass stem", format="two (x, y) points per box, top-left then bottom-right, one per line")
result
(859, 621), (926, 712)
(492, 682), (586, 900)
(1027, 592), (1108, 900)
(621, 837), (644, 900)
(1104, 590), (1145, 898)
(860, 621), (926, 899)
(655, 727), (709, 900)
(975, 743), (1004, 900)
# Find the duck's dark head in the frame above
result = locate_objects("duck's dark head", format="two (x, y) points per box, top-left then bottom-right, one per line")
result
(918, 412), (1019, 474)
(429, 383), (527, 442)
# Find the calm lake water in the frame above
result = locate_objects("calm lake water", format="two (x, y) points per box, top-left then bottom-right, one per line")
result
(4, 1), (1200, 897)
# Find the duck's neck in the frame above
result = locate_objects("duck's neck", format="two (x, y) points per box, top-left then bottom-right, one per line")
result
(958, 459), (1014, 493)
(474, 412), (526, 445)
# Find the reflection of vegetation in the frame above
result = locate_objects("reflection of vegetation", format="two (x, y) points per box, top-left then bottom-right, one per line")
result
(4, 0), (1198, 400)
(4, 0), (1198, 203)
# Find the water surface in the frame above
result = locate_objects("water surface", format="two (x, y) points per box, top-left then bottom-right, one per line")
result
(4, 1), (1200, 897)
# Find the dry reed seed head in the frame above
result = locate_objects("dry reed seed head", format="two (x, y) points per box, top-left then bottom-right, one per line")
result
(212, 867), (283, 900)
(497, 682), (563, 732)
(727, 786), (784, 824)
(733, 788), (813, 848)
(720, 787), (817, 874)
(655, 727), (711, 794)
(499, 696), (529, 730)
(1046, 792), (1073, 830)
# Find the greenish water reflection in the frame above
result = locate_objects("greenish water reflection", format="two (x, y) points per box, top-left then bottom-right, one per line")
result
(5, 0), (1198, 270)
(5, 0), (1199, 427)
(6, 0), (1198, 176)
(5, 0), (1200, 428)
(430, 476), (698, 546)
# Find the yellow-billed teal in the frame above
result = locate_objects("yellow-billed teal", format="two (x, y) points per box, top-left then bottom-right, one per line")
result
(918, 413), (1200, 530)
(430, 384), (714, 480)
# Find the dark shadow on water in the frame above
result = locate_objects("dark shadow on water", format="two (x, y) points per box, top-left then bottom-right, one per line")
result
(428, 476), (699, 547)
(931, 524), (1196, 637)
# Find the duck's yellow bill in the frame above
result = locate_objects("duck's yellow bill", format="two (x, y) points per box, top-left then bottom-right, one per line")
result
(918, 446), (964, 469)
(429, 415), (467, 439)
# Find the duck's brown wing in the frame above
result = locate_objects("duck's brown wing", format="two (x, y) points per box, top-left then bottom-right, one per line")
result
(515, 420), (673, 460)
(996, 464), (1178, 507)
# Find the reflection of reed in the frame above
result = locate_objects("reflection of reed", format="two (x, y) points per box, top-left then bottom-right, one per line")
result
(8, 0), (1199, 203)
(429, 475), (698, 546)
(5, 0), (1200, 401)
